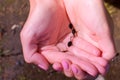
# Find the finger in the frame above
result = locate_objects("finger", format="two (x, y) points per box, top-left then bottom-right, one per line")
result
(71, 64), (86, 80)
(98, 36), (116, 61)
(72, 37), (101, 56)
(53, 60), (74, 77)
(31, 52), (49, 70)
(68, 46), (108, 67)
(91, 62), (106, 75)
(20, 34), (49, 70)
(53, 62), (63, 72)
(56, 42), (67, 52)
(69, 46), (107, 75)
(42, 50), (98, 76)
(61, 60), (73, 77)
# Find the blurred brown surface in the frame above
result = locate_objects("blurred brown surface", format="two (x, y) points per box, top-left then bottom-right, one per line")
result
(0, 0), (120, 80)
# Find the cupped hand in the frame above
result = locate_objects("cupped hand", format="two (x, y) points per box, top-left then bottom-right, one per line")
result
(63, 0), (116, 61)
(20, 0), (102, 79)
(20, 0), (71, 70)
(20, 0), (113, 80)
(41, 33), (107, 80)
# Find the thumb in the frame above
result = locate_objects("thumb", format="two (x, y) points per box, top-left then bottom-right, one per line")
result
(29, 52), (49, 70)
(22, 45), (49, 70)
(20, 34), (49, 70)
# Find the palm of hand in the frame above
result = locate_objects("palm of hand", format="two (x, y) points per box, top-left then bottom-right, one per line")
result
(63, 0), (115, 61)
(25, 2), (70, 47)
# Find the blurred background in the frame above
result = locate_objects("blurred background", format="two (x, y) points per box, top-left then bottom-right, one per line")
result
(0, 0), (120, 80)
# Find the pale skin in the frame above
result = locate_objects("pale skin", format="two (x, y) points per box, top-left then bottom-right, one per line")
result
(20, 0), (116, 80)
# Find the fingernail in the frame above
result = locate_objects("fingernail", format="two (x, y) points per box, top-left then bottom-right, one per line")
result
(62, 61), (69, 70)
(38, 64), (48, 71)
(72, 67), (78, 74)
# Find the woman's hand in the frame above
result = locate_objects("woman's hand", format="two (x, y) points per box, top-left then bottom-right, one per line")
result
(63, 0), (116, 61)
(20, 0), (70, 70)
(41, 33), (108, 79)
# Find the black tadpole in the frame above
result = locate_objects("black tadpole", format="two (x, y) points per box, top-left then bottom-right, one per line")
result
(69, 23), (73, 29)
(72, 29), (76, 36)
(68, 41), (72, 47)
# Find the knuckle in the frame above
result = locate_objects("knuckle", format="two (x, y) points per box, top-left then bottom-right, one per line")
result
(24, 55), (32, 63)
(93, 49), (101, 56)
